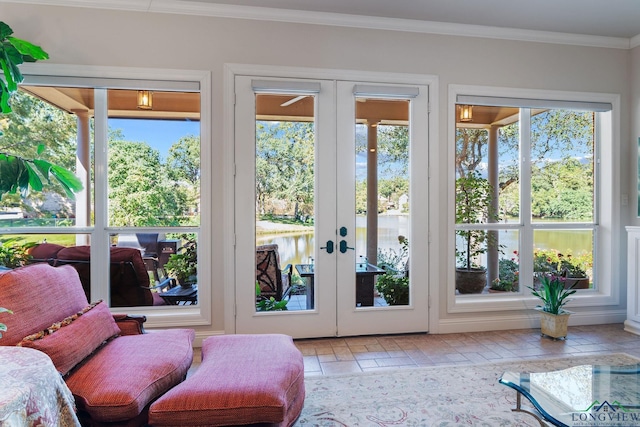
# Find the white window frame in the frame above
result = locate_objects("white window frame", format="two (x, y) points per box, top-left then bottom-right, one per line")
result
(448, 84), (621, 314)
(18, 63), (212, 328)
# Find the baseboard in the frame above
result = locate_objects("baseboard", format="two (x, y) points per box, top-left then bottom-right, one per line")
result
(624, 319), (640, 336)
(436, 310), (627, 334)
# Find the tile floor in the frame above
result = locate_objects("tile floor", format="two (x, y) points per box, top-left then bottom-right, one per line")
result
(293, 323), (640, 377)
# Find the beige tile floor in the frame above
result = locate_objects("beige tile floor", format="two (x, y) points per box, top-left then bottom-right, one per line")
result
(292, 323), (640, 377)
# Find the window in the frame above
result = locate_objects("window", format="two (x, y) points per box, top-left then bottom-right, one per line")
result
(0, 66), (210, 324)
(450, 87), (616, 310)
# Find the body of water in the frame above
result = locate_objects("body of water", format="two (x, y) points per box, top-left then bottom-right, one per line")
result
(257, 215), (592, 269)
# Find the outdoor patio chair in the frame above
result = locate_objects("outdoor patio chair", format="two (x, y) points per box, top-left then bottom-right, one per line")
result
(256, 244), (292, 301)
(27, 243), (172, 306)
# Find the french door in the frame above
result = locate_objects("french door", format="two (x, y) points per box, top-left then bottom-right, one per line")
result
(234, 74), (429, 338)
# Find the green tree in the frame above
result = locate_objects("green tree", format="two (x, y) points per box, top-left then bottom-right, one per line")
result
(531, 158), (593, 220)
(456, 109), (595, 221)
(377, 125), (409, 175)
(0, 90), (80, 206)
(456, 128), (488, 178)
(108, 139), (187, 226)
(167, 135), (200, 185)
(256, 121), (314, 219)
(378, 176), (409, 210)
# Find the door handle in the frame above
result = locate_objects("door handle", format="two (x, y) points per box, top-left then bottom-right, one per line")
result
(339, 240), (354, 253)
(321, 240), (334, 254)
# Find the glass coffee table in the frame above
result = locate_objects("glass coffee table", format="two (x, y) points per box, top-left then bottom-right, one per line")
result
(499, 364), (640, 427)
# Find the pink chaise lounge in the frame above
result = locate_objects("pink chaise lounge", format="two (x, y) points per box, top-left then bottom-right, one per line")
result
(0, 262), (305, 427)
(0, 263), (195, 426)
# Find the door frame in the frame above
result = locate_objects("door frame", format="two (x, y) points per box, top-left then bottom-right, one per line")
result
(223, 63), (440, 335)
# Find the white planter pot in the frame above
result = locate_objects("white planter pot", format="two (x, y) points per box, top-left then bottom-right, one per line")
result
(536, 307), (573, 339)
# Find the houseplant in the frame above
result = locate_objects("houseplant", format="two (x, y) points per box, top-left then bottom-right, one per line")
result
(376, 235), (409, 305)
(534, 249), (590, 289)
(529, 273), (577, 339)
(255, 282), (288, 311)
(489, 257), (519, 292)
(559, 254), (590, 289)
(0, 237), (34, 268)
(0, 21), (82, 198)
(164, 234), (197, 287)
(455, 171), (500, 293)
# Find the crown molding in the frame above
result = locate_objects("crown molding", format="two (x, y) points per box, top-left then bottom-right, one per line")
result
(3, 0), (633, 49)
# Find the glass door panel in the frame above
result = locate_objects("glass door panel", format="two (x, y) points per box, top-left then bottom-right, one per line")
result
(235, 76), (337, 338)
(335, 81), (429, 337)
(354, 100), (411, 308)
(255, 94), (316, 311)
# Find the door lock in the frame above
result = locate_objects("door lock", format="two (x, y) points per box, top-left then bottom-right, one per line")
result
(321, 240), (334, 254)
(339, 240), (354, 253)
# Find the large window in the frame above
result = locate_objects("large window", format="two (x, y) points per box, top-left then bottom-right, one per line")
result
(452, 91), (613, 305)
(0, 68), (208, 319)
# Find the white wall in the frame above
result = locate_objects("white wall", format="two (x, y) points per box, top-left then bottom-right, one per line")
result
(0, 3), (632, 336)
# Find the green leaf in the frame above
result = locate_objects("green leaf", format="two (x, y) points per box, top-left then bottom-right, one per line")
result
(31, 158), (51, 180)
(36, 144), (45, 155)
(24, 162), (44, 192)
(7, 36), (49, 61)
(0, 80), (10, 113)
(0, 22), (14, 39)
(0, 55), (15, 92)
(50, 163), (83, 191)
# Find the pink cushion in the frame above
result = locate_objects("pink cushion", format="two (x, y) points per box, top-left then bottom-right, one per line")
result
(18, 301), (121, 375)
(148, 334), (305, 427)
(0, 264), (89, 346)
(66, 329), (195, 423)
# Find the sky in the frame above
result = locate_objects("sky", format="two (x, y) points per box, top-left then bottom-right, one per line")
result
(109, 118), (200, 159)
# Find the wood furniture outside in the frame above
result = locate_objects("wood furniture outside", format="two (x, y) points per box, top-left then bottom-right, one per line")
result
(295, 263), (385, 308)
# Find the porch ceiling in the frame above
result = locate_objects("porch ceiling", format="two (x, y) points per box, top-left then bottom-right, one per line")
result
(20, 86), (520, 127)
(20, 86), (201, 120)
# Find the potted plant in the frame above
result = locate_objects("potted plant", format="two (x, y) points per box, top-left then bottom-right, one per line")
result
(0, 237), (34, 268)
(455, 171), (500, 293)
(529, 273), (577, 339)
(255, 282), (288, 311)
(559, 254), (590, 289)
(376, 236), (410, 305)
(164, 234), (197, 287)
(489, 257), (519, 292)
(375, 273), (409, 305)
(0, 21), (82, 198)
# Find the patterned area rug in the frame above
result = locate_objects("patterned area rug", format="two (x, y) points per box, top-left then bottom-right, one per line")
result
(295, 353), (640, 426)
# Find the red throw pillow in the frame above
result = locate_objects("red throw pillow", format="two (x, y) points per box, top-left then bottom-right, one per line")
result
(18, 300), (121, 375)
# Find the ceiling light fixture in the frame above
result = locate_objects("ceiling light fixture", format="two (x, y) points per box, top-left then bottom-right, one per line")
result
(459, 105), (473, 122)
(137, 90), (153, 110)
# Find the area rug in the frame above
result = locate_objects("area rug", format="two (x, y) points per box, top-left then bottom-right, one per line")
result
(294, 353), (640, 426)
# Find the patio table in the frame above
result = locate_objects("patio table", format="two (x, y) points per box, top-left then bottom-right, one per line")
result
(295, 263), (385, 308)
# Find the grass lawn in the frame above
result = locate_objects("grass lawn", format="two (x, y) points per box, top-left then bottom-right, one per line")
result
(9, 234), (76, 246)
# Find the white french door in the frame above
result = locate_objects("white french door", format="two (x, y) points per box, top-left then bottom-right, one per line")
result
(234, 74), (430, 338)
